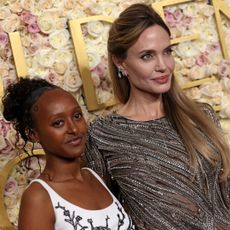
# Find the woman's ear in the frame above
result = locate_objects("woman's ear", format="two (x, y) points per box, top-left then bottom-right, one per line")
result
(112, 55), (124, 68)
(112, 55), (127, 76)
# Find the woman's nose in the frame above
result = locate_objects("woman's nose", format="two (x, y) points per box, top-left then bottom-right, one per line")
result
(155, 56), (167, 72)
(67, 120), (77, 134)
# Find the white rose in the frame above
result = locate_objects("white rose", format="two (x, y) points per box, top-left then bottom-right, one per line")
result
(8, 2), (22, 13)
(63, 70), (82, 92)
(87, 21), (104, 38)
(220, 120), (230, 134)
(91, 72), (101, 87)
(205, 64), (218, 76)
(175, 42), (199, 58)
(188, 65), (206, 80)
(182, 57), (196, 68)
(1, 14), (20, 33)
(0, 7), (11, 20)
(37, 13), (56, 34)
(55, 49), (72, 64)
(200, 23), (218, 42)
(101, 2), (119, 17)
(89, 3), (103, 15)
(67, 8), (86, 20)
(49, 29), (70, 49)
(37, 49), (55, 67)
(97, 89), (113, 104)
(184, 87), (201, 100)
(28, 56), (49, 77)
(200, 82), (222, 96)
(221, 77), (230, 91)
(53, 62), (67, 75)
(219, 107), (230, 119)
(87, 49), (101, 69)
(207, 53), (222, 65)
(6, 129), (24, 148)
(180, 3), (198, 17)
(201, 5), (214, 17)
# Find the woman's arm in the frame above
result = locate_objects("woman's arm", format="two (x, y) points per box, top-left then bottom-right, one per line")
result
(18, 182), (55, 230)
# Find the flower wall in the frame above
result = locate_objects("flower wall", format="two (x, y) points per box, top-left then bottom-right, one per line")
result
(0, 0), (230, 229)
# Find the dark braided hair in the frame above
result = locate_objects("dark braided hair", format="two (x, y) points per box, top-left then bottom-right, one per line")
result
(2, 77), (59, 150)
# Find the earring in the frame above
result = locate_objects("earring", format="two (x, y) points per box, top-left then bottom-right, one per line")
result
(118, 68), (122, 78)
(118, 67), (127, 78)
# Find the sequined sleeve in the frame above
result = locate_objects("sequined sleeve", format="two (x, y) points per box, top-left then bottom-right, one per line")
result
(85, 125), (109, 182)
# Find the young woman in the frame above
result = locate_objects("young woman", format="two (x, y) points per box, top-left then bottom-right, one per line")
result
(85, 3), (230, 229)
(2, 77), (135, 230)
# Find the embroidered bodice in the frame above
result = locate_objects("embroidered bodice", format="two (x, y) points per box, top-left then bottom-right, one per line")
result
(30, 168), (135, 230)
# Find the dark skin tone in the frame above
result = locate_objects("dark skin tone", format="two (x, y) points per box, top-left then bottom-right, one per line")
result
(18, 89), (112, 230)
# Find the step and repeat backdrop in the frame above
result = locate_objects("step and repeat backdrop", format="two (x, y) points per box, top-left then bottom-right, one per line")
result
(0, 0), (229, 229)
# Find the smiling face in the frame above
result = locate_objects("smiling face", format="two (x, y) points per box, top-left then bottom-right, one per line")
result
(31, 89), (87, 160)
(120, 24), (175, 98)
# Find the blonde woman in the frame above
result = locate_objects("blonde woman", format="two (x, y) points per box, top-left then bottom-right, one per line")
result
(86, 3), (230, 230)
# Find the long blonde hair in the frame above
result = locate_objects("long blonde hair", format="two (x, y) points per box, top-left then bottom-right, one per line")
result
(107, 3), (230, 181)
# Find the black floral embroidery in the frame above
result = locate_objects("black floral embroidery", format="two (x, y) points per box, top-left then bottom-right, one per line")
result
(55, 202), (88, 230)
(55, 201), (135, 230)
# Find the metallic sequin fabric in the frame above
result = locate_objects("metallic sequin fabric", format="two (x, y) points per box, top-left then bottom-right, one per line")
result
(85, 106), (230, 230)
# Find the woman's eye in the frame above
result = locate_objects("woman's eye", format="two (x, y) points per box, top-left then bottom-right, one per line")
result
(52, 120), (63, 127)
(141, 53), (153, 61)
(164, 48), (173, 55)
(74, 112), (82, 120)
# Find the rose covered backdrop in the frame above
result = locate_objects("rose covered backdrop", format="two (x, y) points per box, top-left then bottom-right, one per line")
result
(0, 0), (230, 228)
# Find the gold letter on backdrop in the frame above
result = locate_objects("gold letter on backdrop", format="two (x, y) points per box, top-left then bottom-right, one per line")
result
(4, 0), (230, 109)
(69, 16), (117, 111)
(212, 0), (230, 61)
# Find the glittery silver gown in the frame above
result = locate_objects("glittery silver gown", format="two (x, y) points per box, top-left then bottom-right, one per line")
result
(85, 105), (230, 230)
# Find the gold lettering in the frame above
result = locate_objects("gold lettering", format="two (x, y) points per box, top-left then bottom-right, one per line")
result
(212, 0), (230, 61)
(9, 32), (28, 77)
(69, 16), (117, 111)
(0, 150), (44, 229)
(3, 1), (229, 110)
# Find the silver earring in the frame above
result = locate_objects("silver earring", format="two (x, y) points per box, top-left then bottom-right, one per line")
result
(118, 68), (123, 78)
(118, 67), (127, 78)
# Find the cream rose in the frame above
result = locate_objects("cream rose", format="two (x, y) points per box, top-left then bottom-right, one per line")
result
(1, 14), (20, 33)
(188, 65), (206, 80)
(175, 41), (199, 58)
(0, 7), (11, 19)
(87, 21), (105, 39)
(37, 49), (55, 67)
(49, 29), (70, 49)
(37, 13), (56, 34)
(63, 70), (82, 92)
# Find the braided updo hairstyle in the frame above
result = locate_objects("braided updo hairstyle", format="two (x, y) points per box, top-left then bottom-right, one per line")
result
(2, 77), (59, 150)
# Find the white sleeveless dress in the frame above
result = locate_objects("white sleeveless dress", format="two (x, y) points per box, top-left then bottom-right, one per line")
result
(30, 168), (135, 230)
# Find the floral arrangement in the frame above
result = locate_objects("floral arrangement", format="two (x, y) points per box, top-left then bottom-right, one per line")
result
(0, 0), (230, 228)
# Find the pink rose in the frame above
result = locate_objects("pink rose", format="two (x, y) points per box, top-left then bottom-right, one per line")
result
(196, 53), (208, 66)
(174, 9), (184, 22)
(206, 43), (220, 53)
(181, 16), (192, 28)
(5, 177), (19, 197)
(0, 32), (9, 45)
(20, 11), (37, 25)
(0, 119), (11, 136)
(27, 23), (40, 33)
(218, 61), (230, 78)
(164, 11), (177, 28)
(91, 62), (107, 80)
(45, 70), (60, 85)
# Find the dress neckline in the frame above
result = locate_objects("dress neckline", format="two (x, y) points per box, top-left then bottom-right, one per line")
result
(111, 111), (167, 123)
